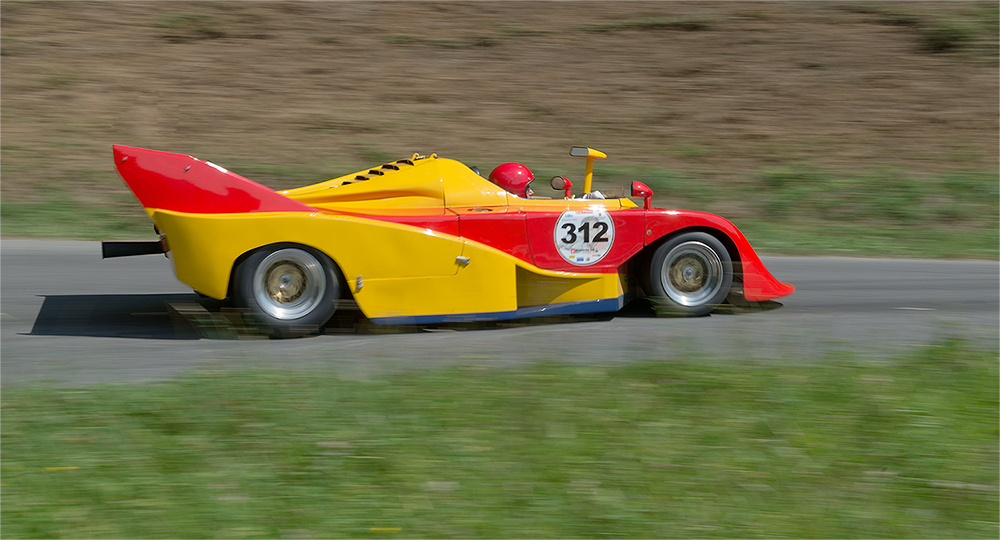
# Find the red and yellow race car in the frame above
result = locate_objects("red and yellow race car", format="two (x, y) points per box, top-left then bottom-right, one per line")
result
(105, 145), (793, 337)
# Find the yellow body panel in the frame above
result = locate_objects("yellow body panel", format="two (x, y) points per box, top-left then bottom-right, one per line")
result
(152, 210), (463, 299)
(280, 156), (509, 212)
(150, 208), (625, 321)
(504, 197), (640, 211)
(278, 155), (637, 213)
(516, 267), (624, 307)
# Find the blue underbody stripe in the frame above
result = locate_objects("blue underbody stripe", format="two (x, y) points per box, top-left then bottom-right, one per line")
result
(369, 295), (625, 326)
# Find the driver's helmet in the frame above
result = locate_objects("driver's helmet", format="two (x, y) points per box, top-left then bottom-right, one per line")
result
(488, 163), (534, 197)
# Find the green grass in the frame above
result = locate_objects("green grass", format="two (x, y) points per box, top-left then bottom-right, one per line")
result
(589, 165), (999, 259)
(1, 155), (996, 258)
(0, 196), (154, 240)
(3, 341), (997, 538)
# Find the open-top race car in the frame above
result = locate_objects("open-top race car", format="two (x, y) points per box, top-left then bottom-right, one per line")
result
(104, 145), (793, 337)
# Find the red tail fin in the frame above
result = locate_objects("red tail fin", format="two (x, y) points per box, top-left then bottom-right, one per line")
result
(113, 145), (313, 214)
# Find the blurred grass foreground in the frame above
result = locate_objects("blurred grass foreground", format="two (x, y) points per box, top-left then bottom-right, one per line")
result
(2, 340), (997, 538)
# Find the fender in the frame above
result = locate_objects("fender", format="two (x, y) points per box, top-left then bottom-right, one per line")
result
(644, 209), (794, 302)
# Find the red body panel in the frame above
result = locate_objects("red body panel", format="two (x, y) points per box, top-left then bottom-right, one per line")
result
(113, 145), (313, 214)
(525, 209), (646, 273)
(454, 209), (532, 263)
(643, 209), (795, 301)
(335, 209), (528, 260)
(362, 207), (646, 273)
(317, 206), (794, 301)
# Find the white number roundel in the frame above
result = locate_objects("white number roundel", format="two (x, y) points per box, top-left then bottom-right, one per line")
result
(554, 209), (615, 266)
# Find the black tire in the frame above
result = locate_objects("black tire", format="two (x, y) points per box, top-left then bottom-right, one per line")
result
(648, 232), (733, 317)
(233, 244), (340, 337)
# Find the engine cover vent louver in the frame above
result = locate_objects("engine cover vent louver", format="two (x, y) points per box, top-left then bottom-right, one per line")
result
(337, 156), (420, 187)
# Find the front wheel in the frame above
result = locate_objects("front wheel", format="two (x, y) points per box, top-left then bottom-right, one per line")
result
(233, 244), (340, 337)
(648, 232), (733, 317)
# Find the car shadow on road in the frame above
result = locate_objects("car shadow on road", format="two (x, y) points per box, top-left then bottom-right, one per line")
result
(28, 295), (786, 341)
(28, 294), (373, 340)
(614, 297), (784, 318)
(29, 294), (209, 340)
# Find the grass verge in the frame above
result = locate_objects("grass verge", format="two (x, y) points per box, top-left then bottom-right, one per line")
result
(2, 340), (997, 538)
(2, 160), (997, 259)
(591, 164), (998, 259)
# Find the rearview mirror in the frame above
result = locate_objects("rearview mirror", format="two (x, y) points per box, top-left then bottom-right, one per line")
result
(569, 147), (606, 193)
(551, 176), (573, 198)
(631, 181), (653, 209)
(569, 146), (607, 159)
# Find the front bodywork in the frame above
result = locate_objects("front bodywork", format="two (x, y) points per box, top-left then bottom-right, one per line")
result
(112, 145), (793, 324)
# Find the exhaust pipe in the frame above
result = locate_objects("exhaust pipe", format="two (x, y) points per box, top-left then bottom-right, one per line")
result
(102, 240), (166, 259)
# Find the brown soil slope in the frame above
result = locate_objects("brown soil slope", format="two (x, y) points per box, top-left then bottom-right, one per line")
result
(2, 1), (997, 215)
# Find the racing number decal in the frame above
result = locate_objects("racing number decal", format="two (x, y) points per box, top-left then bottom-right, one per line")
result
(554, 209), (615, 266)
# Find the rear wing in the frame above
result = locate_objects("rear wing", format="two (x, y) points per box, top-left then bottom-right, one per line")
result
(113, 145), (314, 214)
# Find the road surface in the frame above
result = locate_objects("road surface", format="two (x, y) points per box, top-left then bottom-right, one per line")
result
(2, 240), (997, 386)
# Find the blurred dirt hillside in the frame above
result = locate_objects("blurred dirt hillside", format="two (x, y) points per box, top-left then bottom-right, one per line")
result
(1, 1), (997, 253)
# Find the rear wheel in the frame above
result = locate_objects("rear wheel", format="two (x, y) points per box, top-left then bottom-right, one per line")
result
(648, 232), (733, 316)
(234, 244), (340, 337)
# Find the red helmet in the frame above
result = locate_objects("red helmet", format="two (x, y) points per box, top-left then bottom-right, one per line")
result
(488, 163), (534, 197)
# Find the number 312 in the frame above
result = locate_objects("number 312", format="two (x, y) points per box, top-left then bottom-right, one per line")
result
(560, 221), (609, 244)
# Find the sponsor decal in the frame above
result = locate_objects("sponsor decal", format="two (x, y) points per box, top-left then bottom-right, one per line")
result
(554, 209), (615, 266)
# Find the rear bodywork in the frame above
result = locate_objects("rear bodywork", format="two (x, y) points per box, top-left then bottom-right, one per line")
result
(112, 145), (793, 324)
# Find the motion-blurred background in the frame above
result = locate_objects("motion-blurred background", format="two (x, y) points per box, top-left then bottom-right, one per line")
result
(2, 1), (997, 257)
(2, 3), (998, 539)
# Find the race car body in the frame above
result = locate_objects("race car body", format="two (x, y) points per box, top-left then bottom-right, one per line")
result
(108, 144), (793, 336)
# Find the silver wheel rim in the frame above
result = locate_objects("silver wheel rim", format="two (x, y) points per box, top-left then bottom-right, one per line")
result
(252, 249), (326, 320)
(660, 241), (724, 307)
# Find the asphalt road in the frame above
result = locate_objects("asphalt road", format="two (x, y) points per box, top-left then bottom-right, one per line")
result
(2, 240), (997, 386)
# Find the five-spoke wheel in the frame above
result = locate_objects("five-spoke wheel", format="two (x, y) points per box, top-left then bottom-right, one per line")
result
(648, 232), (733, 316)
